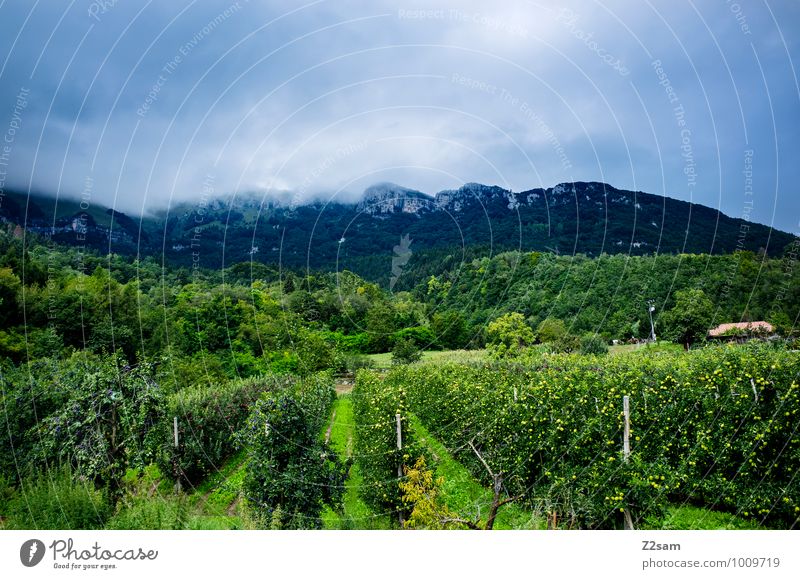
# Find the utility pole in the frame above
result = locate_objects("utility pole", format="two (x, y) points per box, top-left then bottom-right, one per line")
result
(647, 299), (657, 343)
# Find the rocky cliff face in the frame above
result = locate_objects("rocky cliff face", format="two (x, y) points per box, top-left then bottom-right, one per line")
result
(356, 183), (434, 215)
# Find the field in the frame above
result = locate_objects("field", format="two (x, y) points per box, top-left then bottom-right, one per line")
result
(1, 340), (795, 530)
(367, 349), (488, 368)
(353, 342), (798, 529)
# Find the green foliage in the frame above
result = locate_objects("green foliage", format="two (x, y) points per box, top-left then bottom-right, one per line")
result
(365, 301), (397, 353)
(106, 467), (188, 530)
(3, 466), (111, 529)
(417, 251), (800, 344)
(392, 337), (422, 365)
(160, 375), (286, 485)
(25, 355), (163, 490)
(240, 373), (344, 529)
(580, 334), (609, 355)
(548, 333), (580, 354)
(662, 288), (715, 348)
(431, 311), (469, 350)
(400, 456), (461, 529)
(292, 329), (335, 375)
(536, 318), (568, 343)
(324, 331), (370, 353)
(392, 326), (436, 349)
(0, 267), (22, 327)
(486, 312), (534, 358)
(352, 370), (421, 520)
(389, 343), (800, 528)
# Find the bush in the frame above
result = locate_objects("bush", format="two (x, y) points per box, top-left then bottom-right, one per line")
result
(392, 337), (422, 365)
(159, 375), (292, 485)
(240, 373), (343, 529)
(536, 318), (568, 343)
(24, 355), (163, 490)
(548, 333), (580, 353)
(580, 334), (609, 355)
(391, 326), (436, 349)
(486, 313), (534, 358)
(3, 466), (110, 529)
(106, 467), (187, 530)
(0, 357), (72, 481)
(332, 352), (374, 374)
(323, 332), (371, 353)
(352, 370), (422, 521)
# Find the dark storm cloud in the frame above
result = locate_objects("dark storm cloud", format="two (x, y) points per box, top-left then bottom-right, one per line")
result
(0, 0), (797, 232)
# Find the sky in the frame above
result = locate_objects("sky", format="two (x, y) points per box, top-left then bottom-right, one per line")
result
(0, 0), (798, 232)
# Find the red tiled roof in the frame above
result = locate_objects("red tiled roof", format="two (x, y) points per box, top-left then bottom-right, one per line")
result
(708, 321), (774, 337)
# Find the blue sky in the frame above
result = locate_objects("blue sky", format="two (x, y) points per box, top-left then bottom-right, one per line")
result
(0, 0), (798, 233)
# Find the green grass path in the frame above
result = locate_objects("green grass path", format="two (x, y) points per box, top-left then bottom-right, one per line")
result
(321, 395), (392, 529)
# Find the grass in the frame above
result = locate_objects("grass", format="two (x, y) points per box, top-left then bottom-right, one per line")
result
(408, 415), (542, 530)
(610, 341), (684, 356)
(183, 450), (248, 529)
(321, 395), (392, 529)
(367, 349), (487, 369)
(648, 505), (762, 530)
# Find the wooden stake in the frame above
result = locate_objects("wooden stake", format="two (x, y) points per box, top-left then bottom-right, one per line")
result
(396, 413), (402, 453)
(623, 396), (630, 461)
(173, 416), (181, 492)
(622, 396), (634, 530)
(396, 413), (404, 526)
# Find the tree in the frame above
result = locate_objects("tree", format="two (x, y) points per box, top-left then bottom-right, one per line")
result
(392, 337), (422, 365)
(365, 301), (396, 353)
(431, 311), (468, 350)
(662, 288), (714, 349)
(242, 391), (345, 529)
(399, 457), (461, 529)
(28, 355), (163, 493)
(536, 318), (568, 343)
(0, 267), (22, 326)
(579, 334), (609, 355)
(486, 312), (534, 358)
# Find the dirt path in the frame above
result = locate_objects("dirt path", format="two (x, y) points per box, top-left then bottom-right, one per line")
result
(324, 409), (337, 443)
(335, 374), (354, 395)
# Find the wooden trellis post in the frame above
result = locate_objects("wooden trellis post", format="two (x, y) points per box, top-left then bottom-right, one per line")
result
(396, 413), (404, 526)
(622, 396), (634, 530)
(173, 416), (181, 492)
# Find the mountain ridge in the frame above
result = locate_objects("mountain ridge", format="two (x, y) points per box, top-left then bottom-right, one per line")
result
(1, 181), (794, 285)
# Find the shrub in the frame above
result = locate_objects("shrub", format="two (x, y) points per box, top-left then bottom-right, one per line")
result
(548, 333), (580, 354)
(580, 334), (609, 355)
(536, 318), (568, 343)
(25, 355), (163, 490)
(240, 373), (343, 529)
(391, 326), (436, 349)
(106, 468), (188, 530)
(159, 375), (292, 485)
(323, 332), (371, 353)
(352, 370), (421, 521)
(486, 313), (534, 358)
(3, 466), (110, 529)
(392, 337), (422, 365)
(333, 352), (375, 374)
